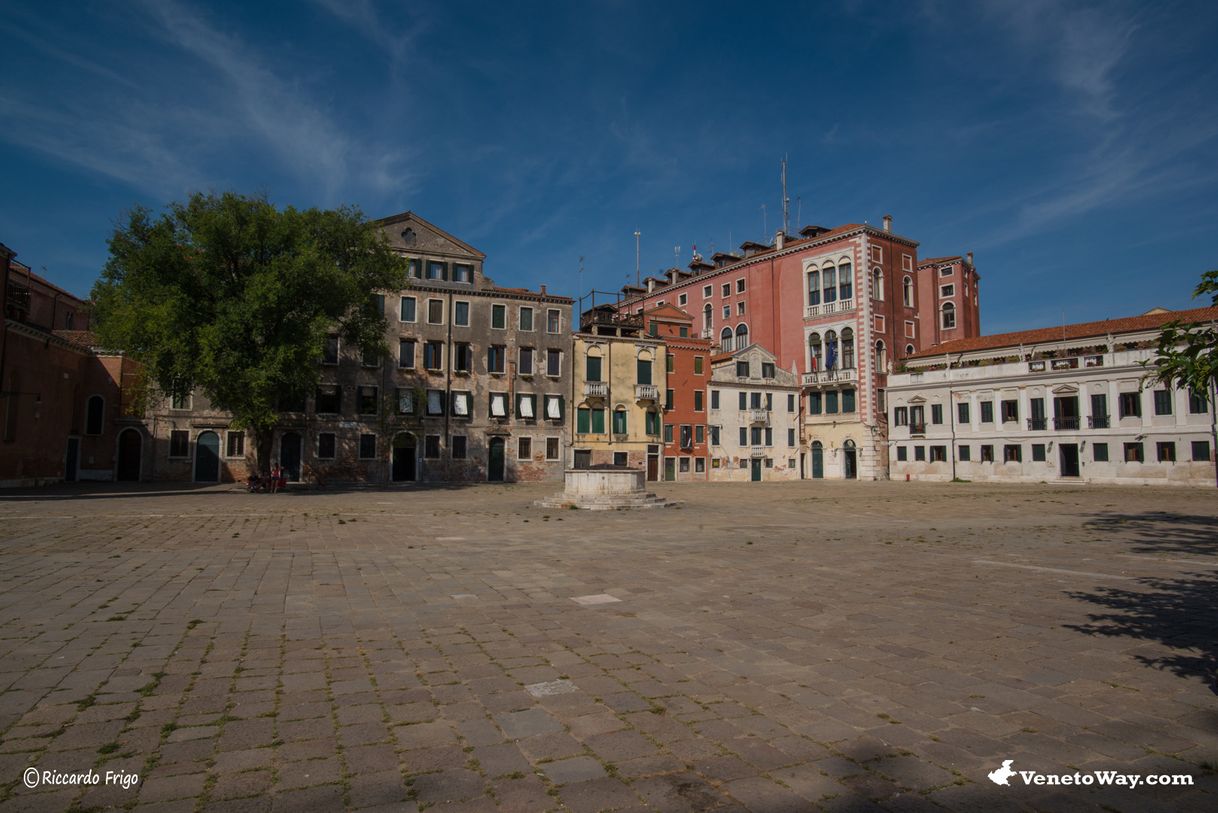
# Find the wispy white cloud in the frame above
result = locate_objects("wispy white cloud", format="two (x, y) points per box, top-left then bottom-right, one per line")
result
(308, 0), (425, 65)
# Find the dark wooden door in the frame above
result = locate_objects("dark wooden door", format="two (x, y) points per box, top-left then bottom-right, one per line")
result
(279, 432), (302, 481)
(117, 429), (141, 481)
(488, 438), (505, 481)
(194, 431), (220, 482)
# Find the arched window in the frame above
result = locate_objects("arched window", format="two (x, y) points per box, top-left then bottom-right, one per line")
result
(734, 324), (749, 350)
(720, 327), (733, 352)
(941, 302), (956, 329)
(875, 340), (887, 374)
(841, 328), (855, 369)
(903, 275), (914, 307)
(872, 267), (884, 300)
(838, 262), (852, 301)
(822, 265), (837, 304)
(825, 329), (839, 369)
(905, 343), (915, 356)
(703, 303), (712, 331)
(809, 333), (823, 371)
(807, 269), (820, 306)
(85, 395), (104, 436)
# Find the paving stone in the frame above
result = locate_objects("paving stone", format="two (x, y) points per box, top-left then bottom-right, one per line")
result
(539, 755), (607, 785)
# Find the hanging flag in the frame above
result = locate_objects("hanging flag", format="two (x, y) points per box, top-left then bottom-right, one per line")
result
(826, 341), (837, 370)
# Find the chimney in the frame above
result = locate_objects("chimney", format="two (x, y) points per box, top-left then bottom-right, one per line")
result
(775, 229), (785, 250)
(882, 214), (892, 233)
(539, 284), (547, 295)
(646, 279), (655, 293)
(966, 251), (974, 266)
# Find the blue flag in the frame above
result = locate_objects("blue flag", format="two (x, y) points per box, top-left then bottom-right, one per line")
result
(826, 341), (837, 370)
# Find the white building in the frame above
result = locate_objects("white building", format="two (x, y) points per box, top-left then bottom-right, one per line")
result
(886, 306), (1217, 486)
(708, 345), (803, 481)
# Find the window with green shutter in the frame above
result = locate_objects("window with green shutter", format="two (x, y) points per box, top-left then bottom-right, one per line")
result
(577, 407), (590, 434)
(590, 408), (605, 434)
(842, 389), (856, 413)
(612, 410), (627, 434)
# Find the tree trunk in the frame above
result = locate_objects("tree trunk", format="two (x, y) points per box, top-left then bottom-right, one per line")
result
(253, 428), (274, 477)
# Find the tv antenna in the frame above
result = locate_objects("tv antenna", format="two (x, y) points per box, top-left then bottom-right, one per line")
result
(633, 230), (641, 286)
(761, 204), (767, 238)
(673, 245), (680, 266)
(781, 155), (790, 235)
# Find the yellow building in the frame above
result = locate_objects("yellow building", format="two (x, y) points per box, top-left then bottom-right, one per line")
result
(570, 304), (666, 479)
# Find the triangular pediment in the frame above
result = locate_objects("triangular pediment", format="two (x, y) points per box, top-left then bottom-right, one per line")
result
(1051, 384), (1079, 394)
(375, 211), (486, 260)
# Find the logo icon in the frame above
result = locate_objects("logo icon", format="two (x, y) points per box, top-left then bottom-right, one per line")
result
(988, 759), (1016, 786)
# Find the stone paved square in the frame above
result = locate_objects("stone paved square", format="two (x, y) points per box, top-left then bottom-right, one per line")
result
(0, 480), (1215, 811)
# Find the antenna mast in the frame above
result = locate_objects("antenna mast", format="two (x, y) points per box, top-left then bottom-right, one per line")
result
(761, 204), (767, 238)
(633, 230), (641, 286)
(781, 155), (790, 235)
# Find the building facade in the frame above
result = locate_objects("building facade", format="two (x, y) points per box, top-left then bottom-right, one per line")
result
(886, 306), (1217, 486)
(617, 216), (982, 479)
(642, 305), (713, 480)
(570, 303), (666, 476)
(148, 212), (574, 484)
(707, 345), (802, 481)
(1, 245), (142, 487)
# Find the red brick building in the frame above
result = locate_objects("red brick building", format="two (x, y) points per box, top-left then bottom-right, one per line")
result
(642, 305), (713, 480)
(618, 216), (982, 479)
(915, 254), (982, 350)
(1, 244), (143, 486)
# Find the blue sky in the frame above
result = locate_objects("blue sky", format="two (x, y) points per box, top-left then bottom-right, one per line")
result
(2, 0), (1216, 333)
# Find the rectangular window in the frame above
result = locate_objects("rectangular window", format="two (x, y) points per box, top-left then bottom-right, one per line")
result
(709, 425), (720, 445)
(940, 284), (954, 297)
(489, 392), (509, 419)
(914, 446), (926, 461)
(359, 433), (376, 459)
(454, 300), (470, 326)
(357, 386), (378, 415)
(1191, 440), (1210, 461)
(897, 446), (908, 462)
(544, 348), (561, 377)
(547, 308), (561, 333)
(399, 296), (416, 323)
(787, 428), (796, 447)
(1124, 442), (1144, 462)
(980, 401), (994, 423)
(694, 390), (704, 411)
(930, 446), (947, 463)
(316, 385), (341, 414)
(636, 358), (652, 385)
(169, 430), (189, 457)
(491, 304), (506, 329)
(695, 424), (705, 443)
(1153, 389), (1173, 415)
(516, 394), (536, 420)
(451, 391), (471, 418)
(426, 260), (447, 281)
(665, 389), (674, 410)
(427, 298), (444, 325)
(519, 307), (534, 331)
(518, 437), (532, 460)
(678, 293), (688, 306)
(750, 426), (762, 445)
(1001, 400), (1018, 423)
(703, 285), (712, 297)
(424, 341), (443, 371)
(751, 392), (763, 409)
(407, 258), (421, 279)
(958, 444), (970, 462)
(1093, 442), (1109, 462)
(842, 389), (855, 413)
(826, 391), (839, 414)
(452, 263), (473, 284)
(585, 355), (602, 382)
(1032, 443), (1046, 462)
(708, 389), (719, 410)
(1119, 392), (1141, 418)
(488, 345), (506, 374)
(957, 402), (970, 424)
(894, 406), (908, 426)
(738, 391), (747, 410)
(722, 283), (730, 297)
(453, 342), (471, 373)
(693, 356), (704, 375)
(591, 409), (605, 433)
(931, 404), (943, 425)
(546, 437), (560, 460)
(1003, 444), (1022, 462)
(426, 389), (444, 416)
(1157, 442), (1176, 463)
(1090, 393), (1108, 428)
(545, 394), (564, 421)
(809, 392), (822, 415)
(424, 434), (441, 458)
(612, 410), (627, 435)
(645, 410), (660, 435)
(451, 435), (467, 459)
(323, 334), (340, 365)
(737, 302), (745, 315)
(787, 393), (796, 412)
(722, 304), (730, 319)
(736, 278), (745, 293)
(764, 427), (773, 446)
(577, 407), (590, 434)
(318, 432), (336, 459)
(396, 388), (415, 415)
(980, 444), (994, 462)
(1189, 391), (1208, 414)
(519, 346), (534, 374)
(226, 431), (244, 458)
(399, 339), (416, 369)
(666, 353), (675, 373)
(736, 360), (749, 378)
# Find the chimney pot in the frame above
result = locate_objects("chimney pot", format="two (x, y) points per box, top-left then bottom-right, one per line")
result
(775, 229), (785, 250)
(966, 251), (974, 266)
(539, 284), (547, 295)
(882, 214), (892, 233)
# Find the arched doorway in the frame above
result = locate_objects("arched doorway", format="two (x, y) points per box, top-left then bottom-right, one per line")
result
(488, 437), (506, 482)
(391, 433), (417, 482)
(194, 431), (220, 482)
(280, 432), (302, 482)
(811, 441), (824, 479)
(843, 439), (857, 480)
(116, 428), (141, 481)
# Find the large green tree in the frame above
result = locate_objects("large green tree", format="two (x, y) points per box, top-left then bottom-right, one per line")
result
(93, 192), (406, 476)
(1146, 269), (1218, 487)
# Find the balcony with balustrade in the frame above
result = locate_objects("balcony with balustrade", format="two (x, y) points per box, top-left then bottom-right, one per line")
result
(801, 368), (857, 386)
(1054, 416), (1081, 431)
(748, 409), (770, 425)
(583, 381), (608, 398)
(634, 384), (658, 402)
(804, 298), (854, 319)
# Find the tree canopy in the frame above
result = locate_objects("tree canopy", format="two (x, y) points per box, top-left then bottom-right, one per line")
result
(92, 192), (406, 472)
(1147, 270), (1218, 400)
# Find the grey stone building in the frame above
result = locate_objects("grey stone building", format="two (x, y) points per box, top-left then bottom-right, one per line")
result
(145, 212), (573, 485)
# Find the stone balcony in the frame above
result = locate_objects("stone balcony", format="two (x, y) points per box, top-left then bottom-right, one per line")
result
(748, 409), (770, 425)
(804, 298), (854, 318)
(635, 384), (659, 401)
(583, 381), (608, 398)
(801, 368), (857, 386)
